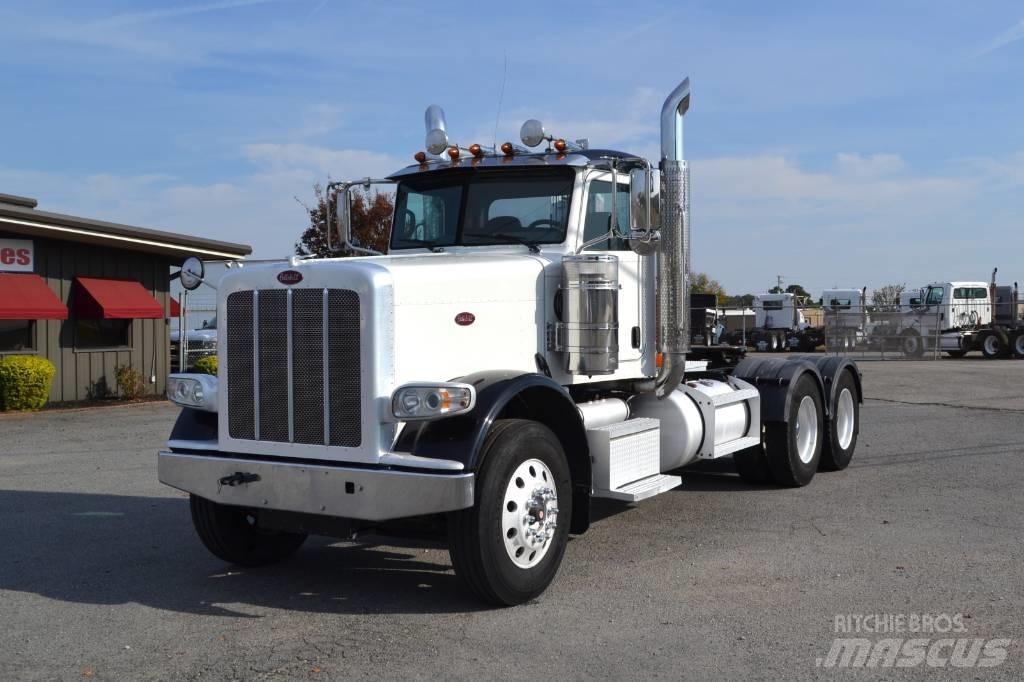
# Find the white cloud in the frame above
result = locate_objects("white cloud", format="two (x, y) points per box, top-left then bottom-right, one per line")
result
(974, 18), (1024, 57)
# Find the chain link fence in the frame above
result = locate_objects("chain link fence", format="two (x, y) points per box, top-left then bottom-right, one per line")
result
(717, 303), (953, 360)
(171, 289), (217, 372)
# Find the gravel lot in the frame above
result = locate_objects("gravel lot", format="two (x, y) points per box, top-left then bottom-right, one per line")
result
(2, 358), (1022, 680)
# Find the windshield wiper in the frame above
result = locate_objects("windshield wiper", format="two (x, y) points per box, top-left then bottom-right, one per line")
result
(489, 233), (541, 254)
(395, 239), (445, 253)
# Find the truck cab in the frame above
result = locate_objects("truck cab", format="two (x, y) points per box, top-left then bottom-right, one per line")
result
(160, 78), (863, 605)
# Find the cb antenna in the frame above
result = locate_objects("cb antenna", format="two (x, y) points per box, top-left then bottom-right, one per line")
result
(493, 52), (508, 151)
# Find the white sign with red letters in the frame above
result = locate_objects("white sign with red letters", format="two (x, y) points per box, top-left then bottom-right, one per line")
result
(0, 238), (33, 272)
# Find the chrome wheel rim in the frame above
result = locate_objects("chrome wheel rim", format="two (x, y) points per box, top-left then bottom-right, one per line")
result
(835, 388), (855, 450)
(502, 459), (558, 569)
(795, 395), (819, 464)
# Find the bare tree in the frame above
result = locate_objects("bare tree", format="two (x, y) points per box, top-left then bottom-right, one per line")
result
(872, 283), (905, 310)
(295, 183), (394, 258)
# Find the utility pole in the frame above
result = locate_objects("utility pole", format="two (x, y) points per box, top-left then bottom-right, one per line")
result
(776, 275), (784, 292)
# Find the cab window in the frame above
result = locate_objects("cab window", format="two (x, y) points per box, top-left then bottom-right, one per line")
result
(925, 287), (944, 305)
(583, 180), (630, 251)
(762, 300), (784, 311)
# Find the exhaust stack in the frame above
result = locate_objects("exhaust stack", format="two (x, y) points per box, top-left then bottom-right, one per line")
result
(654, 78), (692, 399)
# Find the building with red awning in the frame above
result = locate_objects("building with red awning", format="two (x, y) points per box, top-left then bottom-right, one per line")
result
(0, 191), (250, 403)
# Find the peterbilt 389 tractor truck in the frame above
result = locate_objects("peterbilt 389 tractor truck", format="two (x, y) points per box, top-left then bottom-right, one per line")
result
(160, 78), (863, 606)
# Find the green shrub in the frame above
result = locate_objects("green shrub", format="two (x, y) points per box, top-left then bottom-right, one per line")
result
(193, 355), (218, 376)
(0, 356), (56, 411)
(114, 364), (147, 400)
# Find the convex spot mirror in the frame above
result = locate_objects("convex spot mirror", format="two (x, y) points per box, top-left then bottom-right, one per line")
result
(179, 257), (205, 291)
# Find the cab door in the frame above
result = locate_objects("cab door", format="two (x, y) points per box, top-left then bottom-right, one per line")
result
(579, 173), (643, 366)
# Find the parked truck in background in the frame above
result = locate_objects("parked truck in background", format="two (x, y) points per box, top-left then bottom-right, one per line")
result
(160, 77), (863, 605)
(738, 292), (823, 352)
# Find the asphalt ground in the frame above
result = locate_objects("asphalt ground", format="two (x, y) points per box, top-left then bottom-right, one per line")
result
(1, 356), (1023, 680)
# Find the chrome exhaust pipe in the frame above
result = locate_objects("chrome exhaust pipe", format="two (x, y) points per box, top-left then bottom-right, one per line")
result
(654, 78), (691, 399)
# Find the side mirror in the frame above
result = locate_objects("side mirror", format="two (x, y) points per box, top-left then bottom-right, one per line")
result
(628, 167), (660, 255)
(178, 256), (205, 291)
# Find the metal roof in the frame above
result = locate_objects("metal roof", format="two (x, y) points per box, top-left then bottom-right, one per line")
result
(0, 194), (251, 260)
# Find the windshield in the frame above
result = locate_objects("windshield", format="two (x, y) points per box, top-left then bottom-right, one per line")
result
(925, 286), (944, 305)
(391, 169), (574, 250)
(201, 316), (217, 330)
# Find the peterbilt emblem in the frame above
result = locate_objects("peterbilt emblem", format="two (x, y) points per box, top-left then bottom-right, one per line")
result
(277, 270), (303, 285)
(455, 312), (475, 326)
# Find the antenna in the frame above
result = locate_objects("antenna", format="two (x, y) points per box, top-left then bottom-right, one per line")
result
(493, 52), (508, 152)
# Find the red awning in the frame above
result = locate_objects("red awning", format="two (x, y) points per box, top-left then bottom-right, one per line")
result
(74, 277), (164, 319)
(0, 273), (68, 319)
(170, 297), (181, 317)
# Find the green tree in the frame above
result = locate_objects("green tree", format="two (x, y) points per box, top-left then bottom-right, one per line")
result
(295, 183), (394, 257)
(690, 272), (727, 299)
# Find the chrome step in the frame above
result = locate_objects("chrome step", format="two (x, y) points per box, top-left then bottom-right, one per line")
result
(707, 435), (762, 459)
(593, 473), (682, 502)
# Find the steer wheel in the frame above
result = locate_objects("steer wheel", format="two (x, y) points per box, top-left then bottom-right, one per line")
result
(447, 419), (571, 606)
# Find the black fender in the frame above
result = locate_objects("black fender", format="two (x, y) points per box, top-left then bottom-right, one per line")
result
(733, 356), (827, 423)
(786, 354), (863, 416)
(393, 370), (592, 534)
(169, 407), (218, 444)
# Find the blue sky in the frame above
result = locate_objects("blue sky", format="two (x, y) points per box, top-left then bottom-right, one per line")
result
(1, 0), (1023, 295)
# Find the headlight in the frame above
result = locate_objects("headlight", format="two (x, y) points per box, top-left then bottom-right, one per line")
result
(168, 373), (218, 412)
(391, 382), (475, 421)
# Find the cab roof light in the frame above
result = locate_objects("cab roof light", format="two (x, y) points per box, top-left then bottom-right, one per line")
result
(414, 151), (427, 163)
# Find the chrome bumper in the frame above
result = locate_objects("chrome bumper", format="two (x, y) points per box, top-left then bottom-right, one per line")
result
(158, 451), (474, 521)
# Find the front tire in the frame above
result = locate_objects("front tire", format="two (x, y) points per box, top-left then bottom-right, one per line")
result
(189, 495), (307, 567)
(448, 419), (572, 606)
(820, 370), (859, 471)
(901, 330), (924, 358)
(765, 374), (824, 486)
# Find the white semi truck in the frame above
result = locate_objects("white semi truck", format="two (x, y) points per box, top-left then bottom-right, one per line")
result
(742, 292), (824, 352)
(160, 78), (863, 605)
(902, 272), (1023, 358)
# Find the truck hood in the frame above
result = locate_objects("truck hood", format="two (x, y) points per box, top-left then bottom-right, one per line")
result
(366, 251), (547, 306)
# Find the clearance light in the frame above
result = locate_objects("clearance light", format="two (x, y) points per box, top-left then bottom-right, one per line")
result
(447, 146), (460, 160)
(501, 142), (515, 156)
(655, 352), (664, 369)
(553, 138), (567, 152)
(469, 143), (485, 158)
(414, 151), (427, 163)
(392, 382), (476, 421)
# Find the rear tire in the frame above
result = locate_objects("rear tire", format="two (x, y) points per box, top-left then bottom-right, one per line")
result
(765, 374), (823, 486)
(448, 419), (571, 606)
(189, 495), (307, 567)
(981, 331), (1009, 359)
(1013, 332), (1024, 359)
(734, 430), (771, 484)
(820, 370), (859, 471)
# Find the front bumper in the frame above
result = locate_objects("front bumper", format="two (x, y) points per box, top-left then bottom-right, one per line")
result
(158, 451), (474, 522)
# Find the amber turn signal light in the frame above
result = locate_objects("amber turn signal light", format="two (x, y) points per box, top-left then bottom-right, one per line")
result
(414, 151), (427, 163)
(501, 142), (514, 156)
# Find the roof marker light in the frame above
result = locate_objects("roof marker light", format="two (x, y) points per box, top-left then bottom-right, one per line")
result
(414, 151), (427, 163)
(447, 146), (460, 160)
(501, 142), (515, 156)
(553, 138), (567, 152)
(469, 143), (485, 158)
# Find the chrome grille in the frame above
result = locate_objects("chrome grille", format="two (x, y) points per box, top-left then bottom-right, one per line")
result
(226, 288), (361, 446)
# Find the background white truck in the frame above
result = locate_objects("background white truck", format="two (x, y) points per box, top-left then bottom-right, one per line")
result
(160, 77), (863, 605)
